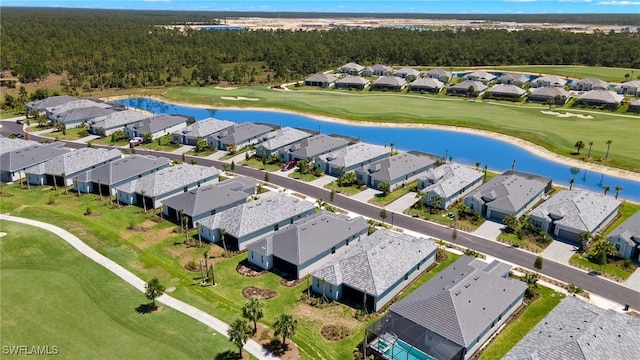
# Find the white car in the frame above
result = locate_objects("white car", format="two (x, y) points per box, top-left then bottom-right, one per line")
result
(129, 137), (144, 146)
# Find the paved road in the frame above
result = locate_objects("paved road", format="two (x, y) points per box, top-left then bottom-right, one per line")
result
(0, 214), (278, 360)
(22, 133), (640, 310)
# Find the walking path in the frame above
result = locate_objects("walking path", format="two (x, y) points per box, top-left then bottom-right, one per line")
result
(0, 214), (279, 360)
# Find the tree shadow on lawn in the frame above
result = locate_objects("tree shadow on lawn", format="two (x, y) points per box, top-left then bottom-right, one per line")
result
(263, 339), (288, 357)
(215, 350), (241, 360)
(135, 303), (158, 314)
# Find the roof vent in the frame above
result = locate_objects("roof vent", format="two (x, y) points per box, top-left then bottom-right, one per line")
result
(455, 290), (461, 296)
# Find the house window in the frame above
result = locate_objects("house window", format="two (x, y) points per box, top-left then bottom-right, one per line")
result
(329, 285), (332, 293)
(251, 252), (253, 259)
(138, 174), (142, 178)
(469, 204), (474, 210)
(615, 243), (620, 251)
(346, 239), (349, 246)
(183, 186), (188, 192)
(274, 224), (279, 231)
(331, 247), (336, 254)
(210, 209), (216, 215)
(290, 218), (294, 224)
(404, 273), (409, 281)
(261, 256), (264, 263)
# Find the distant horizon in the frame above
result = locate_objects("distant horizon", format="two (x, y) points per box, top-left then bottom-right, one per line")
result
(3, 1), (640, 14)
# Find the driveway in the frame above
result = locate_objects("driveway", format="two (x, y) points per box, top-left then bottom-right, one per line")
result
(350, 188), (380, 203)
(308, 175), (337, 188)
(624, 267), (640, 292)
(0, 214), (278, 360)
(472, 220), (504, 241)
(541, 240), (578, 265)
(385, 192), (419, 214)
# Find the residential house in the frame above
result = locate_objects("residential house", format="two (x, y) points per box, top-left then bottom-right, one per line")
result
(418, 163), (484, 209)
(0, 137), (40, 154)
(337, 62), (365, 75)
(89, 110), (149, 136)
(409, 77), (445, 93)
(171, 117), (235, 145)
(464, 171), (551, 222)
(45, 99), (112, 120)
(207, 122), (273, 151)
(527, 87), (571, 105)
(355, 152), (435, 190)
(73, 155), (170, 196)
(26, 148), (122, 187)
(124, 115), (188, 141)
(247, 211), (368, 279)
(447, 80), (488, 96)
(317, 143), (390, 177)
(463, 71), (496, 83)
(364, 64), (393, 77)
(395, 68), (421, 80)
(115, 164), (219, 208)
(628, 99), (640, 113)
(504, 296), (640, 360)
(1, 142), (70, 183)
(162, 176), (255, 228)
(425, 68), (452, 83)
(615, 80), (640, 96)
(335, 75), (371, 90)
(197, 194), (316, 250)
(531, 75), (567, 88)
(26, 96), (78, 113)
(486, 84), (526, 99)
(304, 73), (338, 88)
(53, 106), (118, 129)
(255, 127), (313, 159)
(497, 73), (529, 87)
(371, 76), (407, 91)
(282, 134), (349, 163)
(607, 211), (640, 260)
(312, 229), (437, 312)
(529, 190), (621, 245)
(368, 256), (526, 360)
(575, 90), (625, 109)
(572, 77), (609, 91)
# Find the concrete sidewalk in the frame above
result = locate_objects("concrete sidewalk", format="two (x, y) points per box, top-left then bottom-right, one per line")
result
(386, 192), (419, 214)
(472, 220), (504, 241)
(0, 214), (279, 360)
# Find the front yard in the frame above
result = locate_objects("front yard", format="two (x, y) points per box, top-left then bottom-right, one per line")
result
(368, 181), (417, 206)
(405, 202), (485, 231)
(569, 253), (636, 280)
(138, 134), (181, 152)
(324, 181), (365, 196)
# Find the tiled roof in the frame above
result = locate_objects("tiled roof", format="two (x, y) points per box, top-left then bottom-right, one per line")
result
(504, 296), (640, 360)
(90, 110), (149, 130)
(335, 75), (370, 85)
(488, 84), (526, 96)
(0, 142), (70, 172)
(338, 62), (365, 72)
(288, 134), (349, 159)
(47, 99), (112, 116)
(127, 114), (187, 134)
(391, 256), (526, 348)
(25, 148), (122, 176)
(258, 127), (312, 152)
(426, 68), (451, 79)
(607, 211), (640, 246)
(448, 80), (488, 92)
(577, 90), (625, 104)
(463, 71), (496, 81)
(26, 96), (78, 111)
(574, 77), (609, 89)
(419, 163), (484, 198)
(529, 86), (571, 98)
(313, 229), (437, 296)
(360, 152), (434, 183)
(211, 123), (273, 145)
(77, 155), (170, 185)
(162, 176), (254, 217)
(54, 106), (118, 124)
(115, 163), (218, 197)
(409, 77), (444, 89)
(321, 143), (389, 168)
(467, 172), (550, 213)
(532, 75), (567, 87)
(530, 190), (621, 233)
(175, 117), (235, 138)
(373, 76), (407, 87)
(498, 73), (529, 84)
(396, 68), (421, 77)
(0, 137), (40, 154)
(305, 73), (338, 83)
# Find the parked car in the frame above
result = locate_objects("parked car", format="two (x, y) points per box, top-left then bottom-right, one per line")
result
(281, 160), (297, 171)
(16, 119), (24, 124)
(129, 137), (144, 146)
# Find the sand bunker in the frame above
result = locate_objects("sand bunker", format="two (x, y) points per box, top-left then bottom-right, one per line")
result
(541, 111), (593, 119)
(214, 86), (238, 90)
(220, 96), (259, 101)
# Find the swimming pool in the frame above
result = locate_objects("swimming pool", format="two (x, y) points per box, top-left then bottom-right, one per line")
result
(373, 336), (436, 360)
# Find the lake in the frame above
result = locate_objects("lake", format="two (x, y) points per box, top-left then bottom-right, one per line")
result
(117, 97), (640, 202)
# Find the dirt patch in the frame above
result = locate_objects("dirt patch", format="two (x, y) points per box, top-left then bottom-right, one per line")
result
(165, 286), (176, 293)
(220, 96), (259, 101)
(293, 302), (362, 333)
(242, 286), (278, 300)
(280, 277), (304, 287)
(321, 324), (350, 341)
(136, 226), (176, 249)
(253, 323), (299, 360)
(540, 110), (593, 119)
(236, 259), (268, 277)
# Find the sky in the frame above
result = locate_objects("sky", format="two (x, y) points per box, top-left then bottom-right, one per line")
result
(2, 0), (640, 14)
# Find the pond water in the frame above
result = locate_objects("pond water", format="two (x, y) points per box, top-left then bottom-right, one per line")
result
(117, 98), (640, 202)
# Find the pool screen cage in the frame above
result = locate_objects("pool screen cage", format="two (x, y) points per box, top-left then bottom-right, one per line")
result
(366, 313), (465, 360)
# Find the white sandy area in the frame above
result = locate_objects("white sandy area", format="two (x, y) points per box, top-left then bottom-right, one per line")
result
(541, 110), (594, 119)
(220, 96), (260, 101)
(108, 95), (640, 183)
(214, 86), (238, 90)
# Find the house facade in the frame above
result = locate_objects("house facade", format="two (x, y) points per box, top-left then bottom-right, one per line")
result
(304, 73), (338, 88)
(418, 163), (484, 209)
(463, 71), (496, 83)
(607, 211), (640, 260)
(89, 110), (149, 136)
(53, 106), (118, 129)
(575, 90), (625, 109)
(486, 84), (526, 99)
(171, 117), (235, 145)
(528, 87), (571, 105)
(26, 148), (122, 187)
(255, 127), (313, 159)
(312, 229), (437, 312)
(1, 142), (70, 183)
(247, 212), (368, 279)
(124, 115), (188, 140)
(395, 68), (421, 80)
(409, 77), (444, 93)
(425, 68), (452, 83)
(371, 76), (407, 91)
(207, 123), (273, 151)
(572, 77), (609, 91)
(615, 80), (640, 96)
(335, 75), (371, 90)
(363, 64), (393, 77)
(531, 75), (567, 88)
(447, 80), (488, 96)
(497, 73), (529, 87)
(337, 62), (365, 75)
(529, 190), (621, 245)
(355, 152), (435, 190)
(281, 134), (349, 163)
(317, 143), (390, 177)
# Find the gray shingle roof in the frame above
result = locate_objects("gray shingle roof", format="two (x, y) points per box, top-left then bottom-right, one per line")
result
(211, 123), (273, 145)
(174, 117), (235, 138)
(467, 172), (550, 213)
(532, 75), (567, 87)
(463, 71), (496, 82)
(391, 256), (526, 348)
(248, 211), (368, 265)
(26, 96), (78, 111)
(373, 76), (407, 87)
(608, 211), (640, 247)
(54, 106), (118, 125)
(127, 114), (187, 134)
(162, 176), (255, 217)
(489, 84), (526, 96)
(258, 127), (312, 152)
(321, 143), (389, 168)
(338, 62), (365, 72)
(0, 137), (40, 154)
(288, 134), (348, 159)
(360, 152), (435, 183)
(530, 190), (621, 233)
(305, 73), (338, 83)
(426, 68), (451, 79)
(419, 163), (484, 198)
(47, 100), (112, 117)
(574, 77), (609, 89)
(115, 163), (218, 197)
(335, 75), (370, 86)
(409, 77), (444, 89)
(25, 148), (122, 177)
(617, 80), (640, 90)
(577, 90), (624, 104)
(370, 64), (392, 72)
(77, 155), (170, 185)
(396, 68), (421, 77)
(199, 194), (316, 238)
(312, 229), (437, 296)
(89, 110), (149, 130)
(1, 142), (70, 172)
(631, 99), (640, 106)
(504, 296), (640, 360)
(448, 80), (488, 93)
(529, 86), (571, 99)
(498, 73), (529, 84)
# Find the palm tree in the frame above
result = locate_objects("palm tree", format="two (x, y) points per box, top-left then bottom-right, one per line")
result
(483, 164), (489, 180)
(195, 222), (202, 248)
(430, 193), (443, 210)
(578, 231), (592, 252)
(569, 178), (575, 190)
(242, 297), (265, 334)
(227, 318), (252, 357)
(614, 186), (623, 199)
(389, 142), (395, 155)
(604, 140), (613, 160)
(475, 161), (481, 170)
(574, 140), (585, 155)
(97, 179), (103, 200)
(219, 228), (228, 257)
(379, 208), (388, 224)
(183, 215), (190, 243)
(61, 172), (68, 195)
(603, 185), (611, 196)
(140, 190), (147, 213)
(511, 159), (516, 171)
(274, 313), (297, 346)
(587, 141), (594, 158)
(377, 181), (391, 196)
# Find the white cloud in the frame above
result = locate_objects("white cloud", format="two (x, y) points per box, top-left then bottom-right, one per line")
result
(559, 0), (592, 3)
(143, 0), (171, 3)
(597, 1), (640, 4)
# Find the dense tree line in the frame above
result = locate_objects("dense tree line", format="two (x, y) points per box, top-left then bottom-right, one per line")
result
(2, 8), (639, 91)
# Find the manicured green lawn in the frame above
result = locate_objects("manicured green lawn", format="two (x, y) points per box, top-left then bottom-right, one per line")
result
(604, 201), (640, 235)
(92, 136), (130, 147)
(324, 181), (364, 196)
(0, 111), (21, 119)
(368, 181), (417, 206)
(164, 85), (640, 172)
(289, 171), (322, 182)
(139, 135), (181, 152)
(569, 253), (633, 280)
(479, 286), (565, 360)
(240, 157), (282, 171)
(496, 233), (547, 253)
(0, 222), (241, 360)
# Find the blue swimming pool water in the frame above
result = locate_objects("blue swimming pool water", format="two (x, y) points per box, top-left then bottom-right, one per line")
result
(116, 98), (640, 202)
(383, 338), (435, 360)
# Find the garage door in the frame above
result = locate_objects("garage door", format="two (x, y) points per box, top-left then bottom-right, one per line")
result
(489, 210), (509, 222)
(557, 229), (581, 245)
